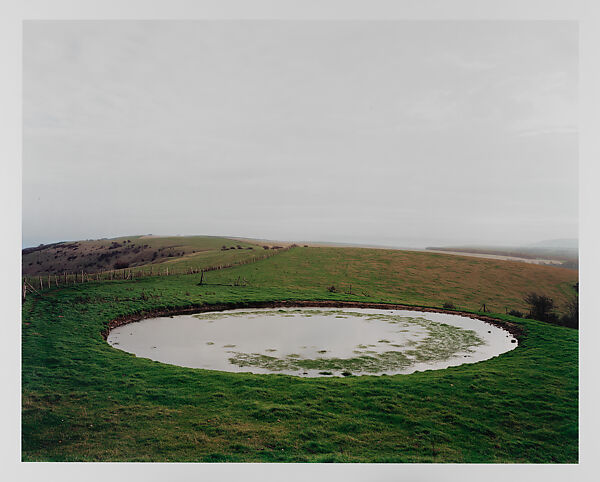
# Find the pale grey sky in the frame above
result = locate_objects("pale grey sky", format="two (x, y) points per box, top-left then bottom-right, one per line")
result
(22, 20), (578, 248)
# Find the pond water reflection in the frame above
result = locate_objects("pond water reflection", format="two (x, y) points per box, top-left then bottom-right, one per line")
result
(107, 308), (517, 377)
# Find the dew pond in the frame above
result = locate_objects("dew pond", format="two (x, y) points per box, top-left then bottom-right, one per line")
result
(107, 308), (517, 377)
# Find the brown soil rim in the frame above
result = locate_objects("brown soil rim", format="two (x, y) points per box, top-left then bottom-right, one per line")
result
(101, 300), (525, 341)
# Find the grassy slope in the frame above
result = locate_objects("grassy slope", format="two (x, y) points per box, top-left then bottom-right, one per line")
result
(204, 247), (577, 314)
(427, 246), (578, 263)
(22, 235), (266, 276)
(21, 247), (578, 462)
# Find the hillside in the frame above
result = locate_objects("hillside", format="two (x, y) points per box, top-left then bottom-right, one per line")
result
(426, 244), (578, 269)
(204, 247), (578, 316)
(22, 237), (578, 316)
(21, 242), (579, 462)
(21, 235), (288, 276)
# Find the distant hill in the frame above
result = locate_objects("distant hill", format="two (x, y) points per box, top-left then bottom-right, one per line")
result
(426, 241), (578, 270)
(21, 235), (285, 276)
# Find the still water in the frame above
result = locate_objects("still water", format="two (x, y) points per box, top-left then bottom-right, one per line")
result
(107, 308), (517, 377)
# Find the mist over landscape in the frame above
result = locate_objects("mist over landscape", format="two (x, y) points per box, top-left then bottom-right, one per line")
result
(20, 19), (580, 466)
(23, 21), (577, 250)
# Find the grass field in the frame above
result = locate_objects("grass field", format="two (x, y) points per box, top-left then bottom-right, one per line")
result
(21, 244), (578, 462)
(204, 247), (577, 314)
(22, 235), (275, 277)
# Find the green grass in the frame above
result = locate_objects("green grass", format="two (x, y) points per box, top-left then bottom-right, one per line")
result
(22, 235), (269, 277)
(204, 247), (578, 314)
(22, 246), (578, 462)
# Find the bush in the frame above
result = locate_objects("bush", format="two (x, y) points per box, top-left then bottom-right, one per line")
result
(560, 296), (578, 329)
(508, 310), (523, 318)
(442, 302), (456, 310)
(327, 285), (337, 293)
(114, 261), (129, 269)
(524, 293), (557, 322)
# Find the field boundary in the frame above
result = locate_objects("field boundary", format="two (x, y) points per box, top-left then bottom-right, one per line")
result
(22, 245), (294, 298)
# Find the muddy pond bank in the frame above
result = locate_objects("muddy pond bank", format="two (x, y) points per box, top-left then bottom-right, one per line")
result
(104, 302), (521, 377)
(102, 300), (525, 340)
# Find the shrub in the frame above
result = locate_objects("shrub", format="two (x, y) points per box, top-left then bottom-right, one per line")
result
(508, 310), (523, 318)
(327, 285), (337, 293)
(560, 296), (578, 329)
(524, 293), (556, 322)
(114, 261), (129, 269)
(442, 302), (455, 310)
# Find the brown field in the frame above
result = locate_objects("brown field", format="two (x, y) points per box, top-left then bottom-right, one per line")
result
(209, 247), (579, 315)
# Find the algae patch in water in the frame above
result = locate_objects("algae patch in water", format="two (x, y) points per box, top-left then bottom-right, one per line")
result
(109, 308), (510, 377)
(227, 350), (414, 374)
(203, 309), (486, 374)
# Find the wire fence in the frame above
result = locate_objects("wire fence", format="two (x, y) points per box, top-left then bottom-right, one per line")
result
(22, 245), (294, 300)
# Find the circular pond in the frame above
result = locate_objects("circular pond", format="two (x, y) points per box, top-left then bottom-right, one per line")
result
(106, 307), (518, 377)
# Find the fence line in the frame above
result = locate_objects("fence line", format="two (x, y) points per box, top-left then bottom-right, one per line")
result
(22, 246), (294, 300)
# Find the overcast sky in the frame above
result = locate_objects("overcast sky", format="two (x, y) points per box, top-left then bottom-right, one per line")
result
(22, 20), (578, 248)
